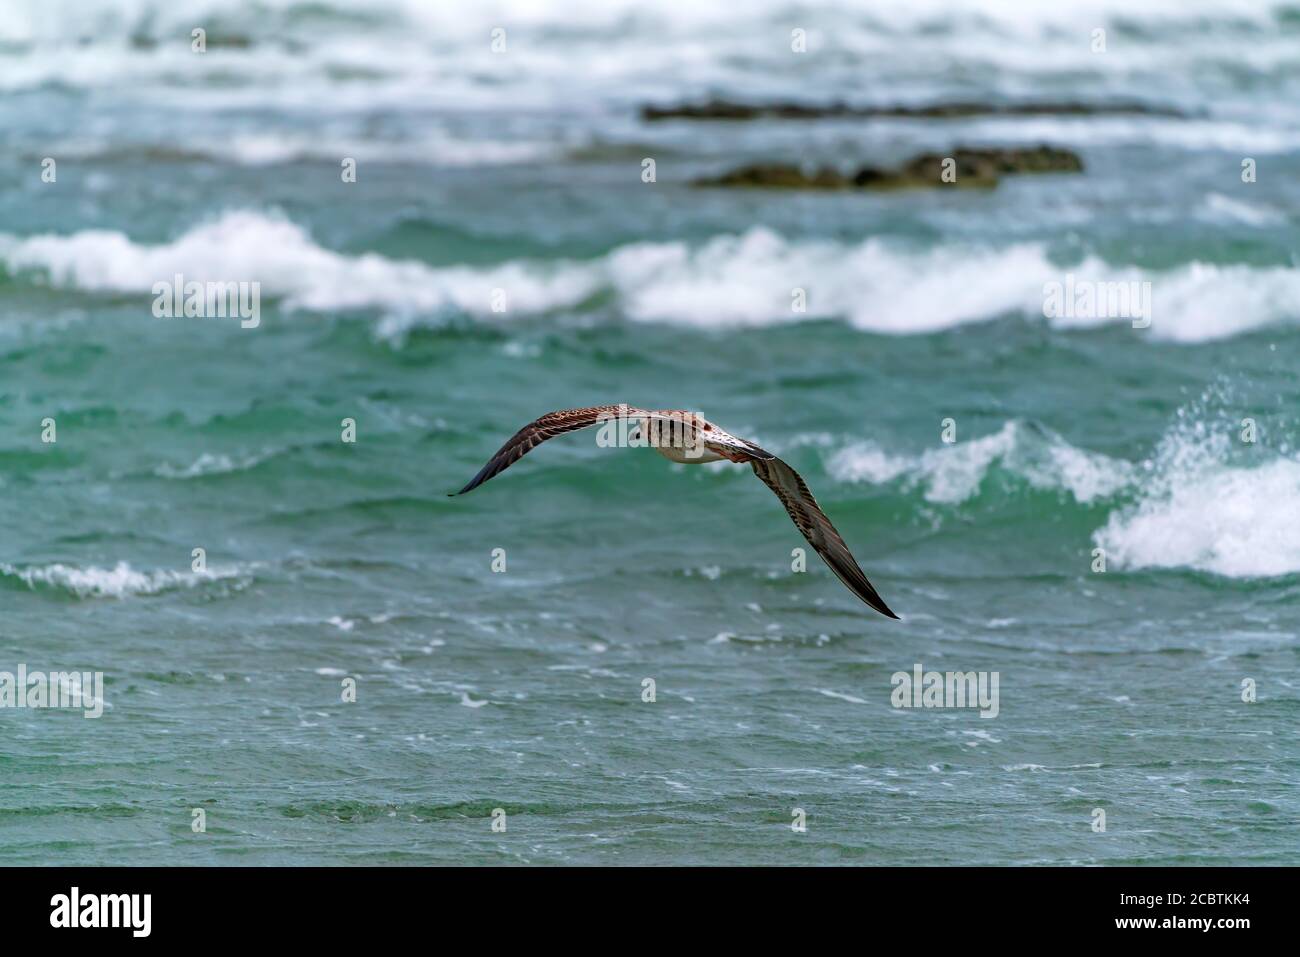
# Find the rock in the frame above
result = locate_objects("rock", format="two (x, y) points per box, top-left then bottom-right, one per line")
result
(694, 145), (1083, 191)
(696, 163), (850, 189)
(879, 152), (1000, 189)
(954, 146), (1084, 174)
(644, 101), (844, 121)
(643, 98), (1186, 122)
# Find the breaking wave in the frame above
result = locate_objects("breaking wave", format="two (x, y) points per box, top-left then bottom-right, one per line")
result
(1094, 419), (1300, 579)
(3, 0), (1297, 108)
(2, 213), (1297, 342)
(828, 420), (1135, 505)
(35, 130), (562, 168)
(153, 450), (278, 479)
(0, 560), (255, 598)
(829, 414), (1300, 579)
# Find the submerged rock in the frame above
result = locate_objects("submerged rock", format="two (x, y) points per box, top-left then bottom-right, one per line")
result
(700, 163), (850, 189)
(954, 146), (1085, 174)
(694, 145), (1083, 191)
(643, 98), (1186, 121)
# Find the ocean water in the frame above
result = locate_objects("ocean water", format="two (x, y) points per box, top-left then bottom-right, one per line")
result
(1, 0), (1297, 865)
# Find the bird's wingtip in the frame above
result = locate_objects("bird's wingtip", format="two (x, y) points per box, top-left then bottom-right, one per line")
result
(868, 595), (901, 619)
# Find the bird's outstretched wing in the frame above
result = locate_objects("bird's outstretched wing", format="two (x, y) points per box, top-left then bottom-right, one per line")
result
(749, 456), (899, 618)
(451, 406), (634, 495)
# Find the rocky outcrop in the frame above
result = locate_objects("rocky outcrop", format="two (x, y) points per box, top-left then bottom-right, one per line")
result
(644, 98), (1186, 122)
(694, 146), (1084, 191)
(700, 164), (853, 189)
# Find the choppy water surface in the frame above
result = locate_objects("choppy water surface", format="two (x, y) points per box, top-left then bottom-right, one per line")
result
(0, 0), (1297, 864)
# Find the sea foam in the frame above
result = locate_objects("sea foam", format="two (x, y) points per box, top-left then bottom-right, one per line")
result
(0, 560), (253, 598)
(1094, 421), (1300, 578)
(2, 0), (1293, 104)
(829, 415), (1300, 578)
(4, 213), (1298, 343)
(828, 420), (1134, 505)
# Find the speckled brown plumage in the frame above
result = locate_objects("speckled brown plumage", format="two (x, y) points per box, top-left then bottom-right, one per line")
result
(452, 406), (897, 618)
(750, 456), (897, 618)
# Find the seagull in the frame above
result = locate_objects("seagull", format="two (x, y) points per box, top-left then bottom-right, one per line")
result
(451, 406), (898, 619)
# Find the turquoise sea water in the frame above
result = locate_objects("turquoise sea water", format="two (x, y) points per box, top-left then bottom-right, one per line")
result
(0, 0), (1297, 864)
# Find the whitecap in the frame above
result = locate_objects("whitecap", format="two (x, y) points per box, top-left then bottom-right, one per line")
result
(1095, 452), (1300, 578)
(816, 689), (869, 704)
(4, 215), (1299, 343)
(828, 420), (1134, 505)
(0, 560), (252, 598)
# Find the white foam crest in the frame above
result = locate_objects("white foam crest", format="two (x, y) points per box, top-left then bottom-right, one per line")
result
(153, 450), (273, 479)
(0, 210), (603, 319)
(816, 689), (869, 704)
(954, 116), (1300, 155)
(1145, 263), (1300, 342)
(2, 0), (1296, 110)
(0, 560), (252, 598)
(605, 230), (1057, 333)
(1094, 420), (1300, 578)
(609, 235), (1300, 342)
(6, 0), (1290, 47)
(43, 130), (560, 168)
(831, 404), (1300, 578)
(828, 421), (1135, 505)
(1199, 193), (1289, 227)
(4, 215), (1298, 341)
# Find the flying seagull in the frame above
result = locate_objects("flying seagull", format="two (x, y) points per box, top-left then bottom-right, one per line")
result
(451, 406), (898, 619)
